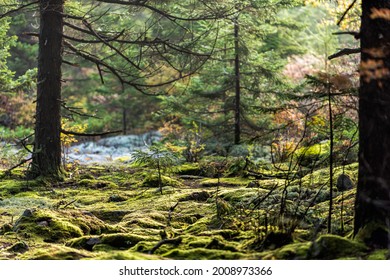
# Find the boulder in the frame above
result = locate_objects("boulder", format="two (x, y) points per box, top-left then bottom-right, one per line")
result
(336, 174), (354, 191)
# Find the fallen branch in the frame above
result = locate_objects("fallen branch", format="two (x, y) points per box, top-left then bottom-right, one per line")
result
(167, 202), (179, 226)
(61, 199), (77, 209)
(148, 237), (182, 254)
(3, 158), (32, 177)
(328, 48), (360, 60)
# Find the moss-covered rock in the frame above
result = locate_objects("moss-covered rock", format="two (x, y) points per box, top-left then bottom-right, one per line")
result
(308, 234), (367, 259)
(13, 209), (115, 242)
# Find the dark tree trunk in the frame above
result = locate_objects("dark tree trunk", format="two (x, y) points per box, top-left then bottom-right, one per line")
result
(234, 17), (241, 145)
(30, 0), (64, 178)
(354, 1), (390, 247)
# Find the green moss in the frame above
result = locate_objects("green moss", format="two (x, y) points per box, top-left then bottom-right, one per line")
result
(20, 244), (91, 260)
(78, 179), (118, 189)
(175, 163), (202, 176)
(121, 211), (167, 229)
(200, 177), (251, 188)
(91, 210), (131, 223)
(309, 234), (367, 259)
(99, 233), (152, 249)
(366, 249), (389, 260)
(355, 222), (390, 248)
(66, 236), (101, 251)
(138, 175), (182, 189)
(295, 142), (330, 167)
(267, 242), (311, 260)
(92, 250), (163, 260)
(12, 209), (114, 242)
(162, 248), (249, 260)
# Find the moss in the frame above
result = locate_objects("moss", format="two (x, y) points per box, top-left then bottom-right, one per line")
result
(12, 209), (114, 242)
(90, 210), (131, 223)
(262, 241), (311, 260)
(179, 191), (211, 202)
(20, 244), (91, 260)
(162, 248), (249, 260)
(200, 177), (251, 188)
(108, 194), (128, 202)
(295, 142), (330, 167)
(78, 179), (118, 189)
(130, 240), (157, 253)
(0, 223), (13, 234)
(99, 233), (151, 249)
(309, 234), (367, 259)
(121, 211), (167, 229)
(175, 163), (202, 176)
(92, 250), (163, 260)
(66, 236), (101, 251)
(366, 249), (389, 260)
(355, 222), (390, 248)
(138, 174), (182, 189)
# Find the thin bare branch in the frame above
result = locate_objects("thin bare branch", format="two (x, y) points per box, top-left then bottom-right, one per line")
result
(328, 48), (360, 60)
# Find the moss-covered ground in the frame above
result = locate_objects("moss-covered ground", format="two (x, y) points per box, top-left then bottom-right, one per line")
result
(0, 161), (385, 259)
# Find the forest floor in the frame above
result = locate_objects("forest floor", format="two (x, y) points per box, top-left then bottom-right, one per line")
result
(0, 161), (386, 260)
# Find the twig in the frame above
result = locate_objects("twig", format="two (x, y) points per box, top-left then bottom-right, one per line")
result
(337, 0), (358, 26)
(3, 158), (32, 176)
(328, 48), (360, 60)
(167, 202), (179, 226)
(148, 237), (182, 254)
(61, 199), (77, 209)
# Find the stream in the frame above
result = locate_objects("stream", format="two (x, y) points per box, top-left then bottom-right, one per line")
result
(65, 131), (161, 164)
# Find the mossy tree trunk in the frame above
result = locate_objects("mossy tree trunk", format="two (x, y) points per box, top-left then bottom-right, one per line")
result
(354, 0), (390, 247)
(30, 0), (64, 178)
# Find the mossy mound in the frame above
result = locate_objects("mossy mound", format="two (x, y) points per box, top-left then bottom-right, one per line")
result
(162, 248), (252, 260)
(13, 209), (116, 242)
(138, 175), (183, 189)
(67, 233), (153, 251)
(78, 179), (118, 189)
(121, 211), (166, 229)
(175, 163), (203, 176)
(308, 234), (367, 259)
(262, 241), (312, 260)
(19, 244), (92, 260)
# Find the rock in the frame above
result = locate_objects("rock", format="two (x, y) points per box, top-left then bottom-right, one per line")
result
(108, 194), (127, 202)
(21, 209), (34, 217)
(37, 221), (49, 227)
(336, 174), (354, 191)
(180, 191), (211, 202)
(246, 181), (260, 188)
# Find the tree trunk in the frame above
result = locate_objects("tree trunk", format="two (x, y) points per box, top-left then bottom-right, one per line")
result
(234, 17), (241, 145)
(30, 0), (64, 178)
(354, 1), (390, 247)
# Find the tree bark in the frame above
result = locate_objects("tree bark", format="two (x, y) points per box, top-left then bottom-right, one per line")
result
(30, 0), (64, 178)
(354, 0), (390, 247)
(234, 17), (241, 145)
